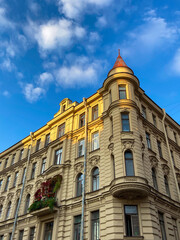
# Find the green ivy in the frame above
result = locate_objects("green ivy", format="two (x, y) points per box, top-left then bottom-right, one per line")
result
(28, 197), (56, 212)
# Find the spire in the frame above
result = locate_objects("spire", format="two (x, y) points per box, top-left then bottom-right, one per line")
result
(112, 49), (127, 69)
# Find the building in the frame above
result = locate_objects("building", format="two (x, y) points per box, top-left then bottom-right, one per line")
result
(0, 52), (180, 240)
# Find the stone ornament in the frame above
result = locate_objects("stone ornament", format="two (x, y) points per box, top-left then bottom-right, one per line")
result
(149, 156), (158, 168)
(35, 179), (43, 189)
(74, 162), (84, 174)
(7, 193), (14, 201)
(25, 184), (33, 193)
(89, 155), (100, 166)
(162, 164), (170, 176)
(0, 197), (5, 205)
(108, 143), (114, 152)
(121, 139), (134, 151)
(16, 189), (21, 198)
(176, 173), (180, 183)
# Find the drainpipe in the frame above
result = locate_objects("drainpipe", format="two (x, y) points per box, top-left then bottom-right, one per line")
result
(80, 98), (88, 240)
(11, 132), (34, 240)
(162, 109), (180, 202)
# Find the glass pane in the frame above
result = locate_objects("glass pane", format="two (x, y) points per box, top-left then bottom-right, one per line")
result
(125, 160), (134, 176)
(125, 206), (137, 214)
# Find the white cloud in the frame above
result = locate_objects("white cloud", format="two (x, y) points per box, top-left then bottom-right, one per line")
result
(171, 48), (180, 75)
(23, 83), (45, 103)
(2, 90), (10, 97)
(57, 0), (112, 19)
(28, 0), (40, 15)
(25, 19), (86, 51)
(0, 58), (15, 71)
(96, 16), (107, 28)
(37, 72), (53, 86)
(0, 7), (14, 29)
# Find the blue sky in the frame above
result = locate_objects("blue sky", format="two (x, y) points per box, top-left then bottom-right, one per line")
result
(0, 0), (180, 152)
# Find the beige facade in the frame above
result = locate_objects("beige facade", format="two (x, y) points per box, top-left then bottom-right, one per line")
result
(0, 53), (180, 240)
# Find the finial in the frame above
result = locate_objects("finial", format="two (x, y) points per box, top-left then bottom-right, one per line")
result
(118, 49), (120, 56)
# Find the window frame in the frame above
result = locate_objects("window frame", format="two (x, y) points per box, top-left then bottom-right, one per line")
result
(4, 175), (10, 192)
(92, 105), (98, 121)
(74, 215), (81, 240)
(54, 148), (63, 165)
(92, 132), (99, 151)
(146, 132), (151, 149)
(121, 112), (130, 132)
(31, 162), (37, 179)
(164, 175), (170, 197)
(45, 134), (50, 147)
(44, 221), (54, 240)
(125, 150), (135, 176)
(78, 139), (85, 157)
(6, 201), (11, 220)
(18, 230), (24, 240)
(13, 171), (19, 187)
(41, 158), (46, 174)
(152, 114), (157, 126)
(92, 167), (99, 191)
(29, 226), (35, 240)
(157, 140), (163, 158)
(19, 149), (24, 161)
(91, 210), (100, 240)
(76, 173), (83, 197)
(158, 212), (167, 240)
(11, 154), (16, 165)
(36, 139), (41, 152)
(58, 123), (65, 138)
(4, 158), (8, 168)
(124, 205), (140, 237)
(24, 194), (30, 214)
(119, 85), (127, 100)
(79, 113), (85, 128)
(152, 167), (158, 190)
(142, 105), (147, 119)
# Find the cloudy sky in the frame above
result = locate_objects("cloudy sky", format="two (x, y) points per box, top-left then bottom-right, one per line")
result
(0, 0), (180, 152)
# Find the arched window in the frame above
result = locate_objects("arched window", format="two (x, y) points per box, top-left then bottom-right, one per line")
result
(125, 150), (134, 176)
(164, 176), (170, 197)
(0, 205), (3, 218)
(24, 194), (30, 214)
(6, 201), (11, 220)
(76, 173), (83, 197)
(152, 168), (158, 190)
(92, 167), (99, 191)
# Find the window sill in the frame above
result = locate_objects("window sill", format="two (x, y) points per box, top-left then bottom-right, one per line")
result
(121, 131), (133, 134)
(75, 155), (84, 160)
(147, 148), (156, 155)
(124, 236), (144, 240)
(89, 148), (100, 154)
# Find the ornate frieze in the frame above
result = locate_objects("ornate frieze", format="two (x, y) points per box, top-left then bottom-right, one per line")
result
(0, 197), (5, 204)
(88, 155), (100, 167)
(74, 162), (84, 174)
(7, 192), (14, 201)
(25, 184), (33, 193)
(121, 139), (135, 151)
(162, 164), (170, 176)
(149, 156), (158, 168)
(108, 143), (114, 153)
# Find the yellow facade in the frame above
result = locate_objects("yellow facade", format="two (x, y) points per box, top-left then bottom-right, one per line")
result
(0, 54), (180, 240)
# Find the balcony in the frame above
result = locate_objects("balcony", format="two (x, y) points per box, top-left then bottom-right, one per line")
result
(110, 176), (150, 199)
(30, 206), (58, 217)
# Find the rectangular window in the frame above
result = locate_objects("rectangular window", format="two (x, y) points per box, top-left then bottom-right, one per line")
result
(92, 105), (98, 121)
(173, 131), (177, 143)
(0, 179), (3, 190)
(19, 230), (24, 240)
(124, 205), (140, 237)
(121, 113), (130, 131)
(92, 132), (99, 151)
(13, 172), (19, 187)
(74, 215), (81, 240)
(22, 168), (26, 184)
(29, 226), (35, 240)
(44, 221), (53, 240)
(78, 139), (85, 157)
(45, 134), (50, 147)
(170, 150), (175, 166)
(119, 85), (127, 99)
(9, 233), (12, 240)
(5, 176), (10, 191)
(109, 90), (112, 103)
(79, 113), (85, 128)
(31, 162), (37, 179)
(172, 218), (179, 240)
(125, 151), (134, 176)
(91, 210), (99, 240)
(4, 158), (8, 168)
(152, 168), (158, 190)
(0, 235), (4, 240)
(54, 149), (62, 165)
(157, 140), (163, 158)
(164, 176), (170, 197)
(146, 132), (151, 149)
(158, 212), (167, 240)
(36, 139), (41, 151)
(41, 158), (46, 174)
(11, 154), (16, 165)
(19, 149), (24, 161)
(152, 114), (156, 126)
(142, 105), (146, 119)
(58, 123), (65, 138)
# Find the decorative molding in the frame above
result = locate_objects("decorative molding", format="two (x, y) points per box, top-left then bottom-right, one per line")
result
(74, 162), (84, 174)
(162, 164), (170, 176)
(35, 179), (43, 189)
(16, 189), (21, 198)
(0, 197), (5, 205)
(7, 192), (14, 201)
(108, 143), (114, 152)
(149, 156), (158, 168)
(89, 155), (100, 167)
(25, 184), (33, 193)
(121, 139), (135, 151)
(176, 173), (180, 183)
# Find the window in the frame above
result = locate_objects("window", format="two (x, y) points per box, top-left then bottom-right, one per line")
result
(173, 131), (177, 143)
(172, 218), (179, 240)
(164, 176), (170, 197)
(27, 146), (30, 157)
(63, 104), (66, 112)
(31, 162), (37, 179)
(6, 201), (11, 220)
(45, 134), (50, 147)
(110, 116), (113, 135)
(157, 140), (163, 158)
(0, 235), (4, 240)
(125, 150), (134, 176)
(4, 158), (8, 168)
(11, 154), (16, 165)
(91, 211), (99, 240)
(19, 149), (24, 161)
(0, 205), (3, 218)
(29, 226), (35, 240)
(92, 105), (98, 121)
(74, 215), (81, 240)
(0, 179), (3, 190)
(152, 168), (158, 190)
(142, 105), (146, 119)
(79, 113), (85, 128)
(22, 168), (26, 184)
(13, 172), (19, 187)
(119, 85), (127, 99)
(165, 125), (168, 136)
(92, 132), (99, 151)
(58, 123), (65, 138)
(44, 221), (53, 240)
(78, 139), (85, 157)
(158, 212), (167, 240)
(9, 233), (12, 240)
(19, 230), (24, 240)
(170, 150), (175, 166)
(152, 114), (156, 126)
(5, 176), (10, 191)
(146, 132), (151, 149)
(54, 148), (62, 165)
(124, 205), (140, 237)
(109, 90), (112, 103)
(41, 158), (46, 174)
(76, 173), (83, 197)
(121, 113), (130, 131)
(24, 194), (30, 214)
(92, 167), (99, 191)
(14, 198), (19, 217)
(36, 139), (41, 151)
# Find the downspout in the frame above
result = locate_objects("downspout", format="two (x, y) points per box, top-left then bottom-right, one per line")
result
(80, 98), (88, 240)
(11, 132), (34, 240)
(162, 109), (180, 202)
